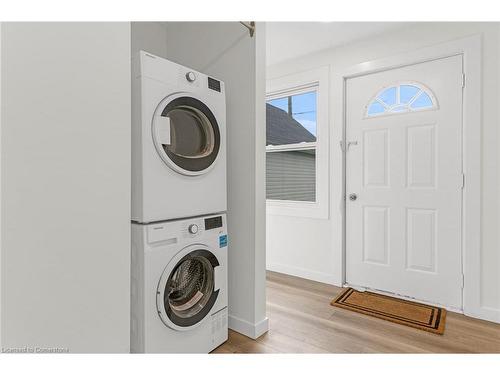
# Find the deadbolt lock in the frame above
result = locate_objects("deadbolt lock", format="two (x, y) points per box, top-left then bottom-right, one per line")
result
(349, 193), (357, 201)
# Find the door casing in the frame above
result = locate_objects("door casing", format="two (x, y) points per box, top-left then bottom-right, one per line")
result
(345, 55), (464, 309)
(331, 35), (486, 320)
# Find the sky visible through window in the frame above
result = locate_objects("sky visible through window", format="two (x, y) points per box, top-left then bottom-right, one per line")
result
(367, 84), (435, 117)
(267, 91), (317, 136)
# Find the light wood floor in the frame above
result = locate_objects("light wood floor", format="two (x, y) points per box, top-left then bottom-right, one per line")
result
(214, 271), (500, 353)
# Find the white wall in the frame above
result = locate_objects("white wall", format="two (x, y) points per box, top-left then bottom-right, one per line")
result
(131, 22), (168, 60)
(267, 22), (500, 321)
(0, 23), (131, 352)
(267, 215), (336, 284)
(163, 22), (269, 339)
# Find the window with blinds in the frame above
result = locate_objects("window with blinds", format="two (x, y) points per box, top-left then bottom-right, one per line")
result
(266, 88), (317, 202)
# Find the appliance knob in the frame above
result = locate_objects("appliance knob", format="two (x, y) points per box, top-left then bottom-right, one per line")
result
(188, 224), (199, 234)
(185, 71), (196, 82)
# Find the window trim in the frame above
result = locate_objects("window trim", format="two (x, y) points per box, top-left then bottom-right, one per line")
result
(266, 142), (316, 152)
(266, 66), (329, 219)
(266, 83), (318, 102)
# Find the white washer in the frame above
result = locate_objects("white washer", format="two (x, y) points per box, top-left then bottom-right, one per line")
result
(132, 51), (226, 223)
(131, 214), (228, 353)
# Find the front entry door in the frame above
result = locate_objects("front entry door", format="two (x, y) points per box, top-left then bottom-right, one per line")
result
(345, 55), (463, 309)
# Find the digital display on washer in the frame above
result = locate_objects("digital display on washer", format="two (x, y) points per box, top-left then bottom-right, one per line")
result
(205, 216), (222, 230)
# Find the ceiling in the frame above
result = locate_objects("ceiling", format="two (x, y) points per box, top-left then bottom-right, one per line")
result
(266, 22), (412, 66)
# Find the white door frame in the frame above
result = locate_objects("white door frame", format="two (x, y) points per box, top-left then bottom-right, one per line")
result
(331, 35), (490, 321)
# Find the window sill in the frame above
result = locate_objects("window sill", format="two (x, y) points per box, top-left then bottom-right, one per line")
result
(266, 199), (329, 219)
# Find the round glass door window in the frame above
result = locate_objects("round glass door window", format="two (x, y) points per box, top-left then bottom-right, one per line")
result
(158, 249), (220, 328)
(152, 96), (221, 175)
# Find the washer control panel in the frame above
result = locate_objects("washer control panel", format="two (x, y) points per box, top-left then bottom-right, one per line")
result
(146, 214), (226, 244)
(204, 216), (223, 230)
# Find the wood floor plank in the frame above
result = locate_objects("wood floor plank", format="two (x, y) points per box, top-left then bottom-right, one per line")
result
(213, 330), (279, 354)
(215, 271), (500, 353)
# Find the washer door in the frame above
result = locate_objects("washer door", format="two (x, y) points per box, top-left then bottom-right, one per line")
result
(152, 95), (221, 176)
(157, 245), (220, 330)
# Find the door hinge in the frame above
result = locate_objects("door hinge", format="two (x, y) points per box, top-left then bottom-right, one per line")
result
(462, 73), (466, 88)
(461, 273), (465, 288)
(461, 173), (465, 189)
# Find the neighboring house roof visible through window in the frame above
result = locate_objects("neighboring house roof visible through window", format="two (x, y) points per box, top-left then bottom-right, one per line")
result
(266, 104), (316, 146)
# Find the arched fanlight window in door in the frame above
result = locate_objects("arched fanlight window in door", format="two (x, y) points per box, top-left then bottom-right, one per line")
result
(366, 82), (437, 118)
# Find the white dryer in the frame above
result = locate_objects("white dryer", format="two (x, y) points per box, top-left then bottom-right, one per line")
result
(132, 51), (226, 223)
(131, 214), (228, 353)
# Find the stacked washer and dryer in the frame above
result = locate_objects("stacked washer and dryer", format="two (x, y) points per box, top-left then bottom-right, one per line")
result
(131, 51), (228, 353)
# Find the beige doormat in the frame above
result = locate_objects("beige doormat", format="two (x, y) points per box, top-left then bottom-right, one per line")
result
(331, 288), (446, 334)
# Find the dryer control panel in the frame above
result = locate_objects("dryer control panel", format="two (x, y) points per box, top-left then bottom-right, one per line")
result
(208, 77), (221, 92)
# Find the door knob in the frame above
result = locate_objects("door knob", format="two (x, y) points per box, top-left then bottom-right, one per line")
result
(349, 193), (357, 201)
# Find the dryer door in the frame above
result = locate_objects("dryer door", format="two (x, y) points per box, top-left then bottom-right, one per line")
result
(157, 245), (220, 331)
(152, 95), (221, 176)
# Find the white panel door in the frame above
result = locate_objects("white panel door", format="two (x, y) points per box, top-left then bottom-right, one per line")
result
(346, 55), (463, 309)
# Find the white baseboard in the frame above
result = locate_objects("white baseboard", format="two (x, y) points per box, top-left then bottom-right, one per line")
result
(267, 262), (340, 286)
(228, 315), (269, 339)
(464, 306), (500, 324)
